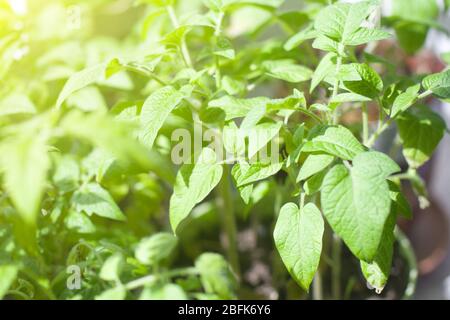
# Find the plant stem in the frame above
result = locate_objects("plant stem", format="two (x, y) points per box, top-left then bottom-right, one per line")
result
(367, 119), (391, 147)
(298, 108), (324, 124)
(367, 89), (433, 147)
(418, 89), (433, 100)
(396, 228), (418, 300)
(215, 56), (221, 90)
(312, 271), (323, 300)
(331, 55), (343, 125)
(331, 234), (341, 299)
(362, 102), (369, 145)
(124, 64), (168, 86)
(376, 97), (383, 130)
(166, 5), (193, 68)
(214, 12), (224, 90)
(217, 165), (241, 278)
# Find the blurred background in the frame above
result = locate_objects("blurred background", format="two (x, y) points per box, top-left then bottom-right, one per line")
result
(1, 0), (450, 299)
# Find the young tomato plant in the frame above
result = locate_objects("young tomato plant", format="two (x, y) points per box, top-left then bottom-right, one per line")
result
(0, 0), (449, 300)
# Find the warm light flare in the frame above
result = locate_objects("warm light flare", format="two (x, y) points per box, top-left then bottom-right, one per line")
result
(7, 0), (28, 15)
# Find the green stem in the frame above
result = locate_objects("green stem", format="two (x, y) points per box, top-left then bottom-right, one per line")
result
(312, 271), (323, 300)
(215, 55), (221, 90)
(214, 12), (224, 90)
(376, 97), (383, 131)
(367, 89), (434, 147)
(396, 228), (418, 300)
(362, 102), (369, 145)
(166, 5), (193, 68)
(331, 55), (343, 125)
(367, 119), (391, 148)
(298, 108), (324, 124)
(331, 234), (341, 299)
(124, 64), (168, 86)
(217, 165), (241, 278)
(418, 89), (433, 100)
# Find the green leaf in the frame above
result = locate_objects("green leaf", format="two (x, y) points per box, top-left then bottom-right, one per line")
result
(231, 162), (254, 204)
(321, 151), (400, 261)
(246, 122), (282, 159)
(442, 52), (450, 64)
(262, 60), (313, 83)
(66, 87), (107, 112)
(360, 211), (396, 293)
(381, 83), (402, 115)
(53, 155), (80, 193)
(61, 111), (174, 183)
(140, 283), (187, 300)
(390, 84), (420, 118)
(135, 232), (178, 266)
(64, 210), (96, 234)
(344, 63), (383, 99)
(304, 170), (327, 196)
(203, 0), (223, 11)
(233, 161), (283, 187)
(240, 105), (266, 129)
(206, 96), (269, 121)
(0, 265), (18, 299)
(72, 183), (126, 221)
(312, 35), (340, 54)
(265, 89), (306, 111)
(310, 53), (335, 92)
(195, 253), (236, 299)
(297, 154), (334, 182)
(344, 28), (391, 46)
(223, 0), (283, 10)
(391, 0), (439, 54)
(0, 92), (36, 117)
(397, 106), (446, 168)
(161, 26), (191, 48)
(95, 286), (126, 300)
(392, 0), (439, 24)
(100, 254), (124, 282)
(278, 11), (309, 32)
(221, 76), (246, 95)
(314, 1), (378, 43)
(223, 122), (246, 156)
(422, 69), (450, 99)
(330, 93), (372, 103)
(56, 63), (106, 109)
(388, 181), (412, 219)
(302, 125), (365, 160)
(0, 133), (50, 225)
(214, 36), (235, 60)
(137, 0), (174, 6)
(170, 148), (223, 232)
(284, 25), (318, 51)
(140, 86), (186, 148)
(273, 202), (324, 291)
(394, 22), (429, 55)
